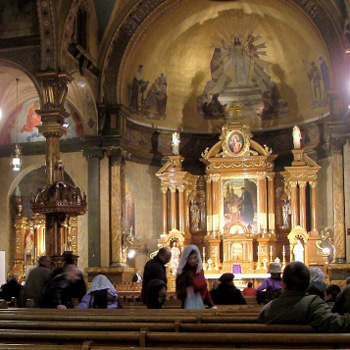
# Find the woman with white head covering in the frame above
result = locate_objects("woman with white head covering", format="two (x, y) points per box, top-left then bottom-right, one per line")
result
(176, 244), (215, 308)
(77, 274), (118, 309)
(308, 267), (327, 299)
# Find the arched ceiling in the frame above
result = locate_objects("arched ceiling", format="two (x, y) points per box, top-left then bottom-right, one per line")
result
(103, 0), (346, 133)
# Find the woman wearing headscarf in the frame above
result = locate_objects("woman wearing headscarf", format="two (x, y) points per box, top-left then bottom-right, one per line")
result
(176, 244), (215, 309)
(77, 274), (118, 309)
(308, 267), (327, 299)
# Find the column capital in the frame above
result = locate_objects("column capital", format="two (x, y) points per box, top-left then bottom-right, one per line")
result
(328, 136), (347, 155)
(298, 181), (307, 188)
(177, 185), (185, 193)
(161, 187), (168, 194)
(210, 173), (221, 182)
(169, 185), (177, 193)
(266, 173), (275, 181)
(289, 181), (298, 188)
(37, 71), (72, 110)
(106, 147), (131, 165)
(309, 181), (318, 188)
(83, 149), (104, 160)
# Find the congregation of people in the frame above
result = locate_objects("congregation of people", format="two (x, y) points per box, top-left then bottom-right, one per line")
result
(1, 244), (350, 334)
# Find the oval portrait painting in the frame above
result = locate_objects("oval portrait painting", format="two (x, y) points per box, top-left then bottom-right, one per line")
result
(227, 131), (244, 155)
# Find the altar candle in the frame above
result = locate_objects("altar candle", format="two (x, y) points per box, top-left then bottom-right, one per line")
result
(270, 245), (273, 253)
(35, 248), (37, 259)
(282, 245), (286, 253)
(203, 247), (205, 256)
(257, 246), (260, 255)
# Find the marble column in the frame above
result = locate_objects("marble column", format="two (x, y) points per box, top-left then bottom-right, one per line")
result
(211, 175), (221, 232)
(206, 177), (213, 234)
(83, 149), (104, 267)
(161, 187), (168, 234)
(170, 186), (177, 230)
(108, 148), (126, 267)
(310, 181), (318, 234)
(258, 177), (267, 233)
(178, 185), (185, 233)
(330, 138), (346, 263)
(290, 181), (299, 228)
(267, 174), (275, 234)
(299, 181), (307, 230)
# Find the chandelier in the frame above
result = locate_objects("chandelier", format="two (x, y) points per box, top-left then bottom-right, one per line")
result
(11, 78), (21, 171)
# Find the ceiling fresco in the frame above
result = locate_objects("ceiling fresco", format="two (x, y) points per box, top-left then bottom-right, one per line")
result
(119, 0), (332, 133)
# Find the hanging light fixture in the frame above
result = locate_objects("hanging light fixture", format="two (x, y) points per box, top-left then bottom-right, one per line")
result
(11, 78), (21, 171)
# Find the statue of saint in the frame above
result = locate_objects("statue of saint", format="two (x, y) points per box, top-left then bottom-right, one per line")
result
(172, 132), (180, 155)
(293, 239), (304, 262)
(190, 201), (200, 230)
(292, 125), (302, 149)
(169, 241), (181, 275)
(282, 199), (291, 227)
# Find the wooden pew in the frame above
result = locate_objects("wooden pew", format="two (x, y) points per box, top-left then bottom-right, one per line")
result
(0, 329), (349, 348)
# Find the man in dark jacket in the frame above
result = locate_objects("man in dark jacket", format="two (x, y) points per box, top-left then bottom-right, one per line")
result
(0, 275), (22, 301)
(38, 264), (81, 309)
(141, 247), (171, 308)
(210, 273), (246, 305)
(258, 261), (350, 332)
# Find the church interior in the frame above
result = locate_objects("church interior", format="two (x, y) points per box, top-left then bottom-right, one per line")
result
(0, 0), (350, 290)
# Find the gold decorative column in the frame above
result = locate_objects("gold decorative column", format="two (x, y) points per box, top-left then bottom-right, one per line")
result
(211, 174), (221, 233)
(170, 186), (178, 230)
(108, 148), (127, 267)
(258, 176), (267, 233)
(330, 137), (346, 263)
(290, 181), (299, 228)
(162, 187), (168, 235)
(299, 181), (307, 229)
(178, 185), (185, 233)
(267, 173), (275, 234)
(206, 177), (213, 234)
(310, 181), (318, 235)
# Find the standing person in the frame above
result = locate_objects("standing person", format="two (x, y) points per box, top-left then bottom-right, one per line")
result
(22, 255), (52, 306)
(132, 268), (142, 283)
(176, 245), (215, 309)
(38, 264), (82, 309)
(258, 262), (350, 332)
(239, 187), (254, 225)
(257, 262), (283, 304)
(243, 281), (257, 297)
(141, 247), (171, 308)
(210, 273), (246, 305)
(77, 274), (118, 309)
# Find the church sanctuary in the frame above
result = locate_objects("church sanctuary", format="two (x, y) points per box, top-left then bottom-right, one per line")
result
(0, 0), (350, 347)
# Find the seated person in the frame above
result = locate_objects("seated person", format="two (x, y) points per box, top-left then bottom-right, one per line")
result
(243, 281), (257, 297)
(0, 275), (23, 301)
(308, 267), (327, 299)
(146, 279), (167, 309)
(258, 261), (350, 332)
(324, 284), (341, 309)
(210, 273), (246, 305)
(77, 274), (118, 309)
(132, 269), (142, 283)
(332, 284), (350, 315)
(257, 262), (282, 304)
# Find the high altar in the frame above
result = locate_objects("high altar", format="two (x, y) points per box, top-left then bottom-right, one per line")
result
(157, 103), (329, 289)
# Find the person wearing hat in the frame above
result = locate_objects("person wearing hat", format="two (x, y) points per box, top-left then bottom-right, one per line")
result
(257, 262), (282, 304)
(210, 273), (246, 305)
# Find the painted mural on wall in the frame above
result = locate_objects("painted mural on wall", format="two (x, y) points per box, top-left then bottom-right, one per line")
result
(128, 65), (168, 120)
(0, 98), (83, 144)
(0, 0), (39, 39)
(303, 55), (330, 108)
(197, 12), (288, 126)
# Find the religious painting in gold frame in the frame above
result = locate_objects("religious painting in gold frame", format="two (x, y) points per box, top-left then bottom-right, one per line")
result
(222, 178), (257, 233)
(227, 130), (244, 156)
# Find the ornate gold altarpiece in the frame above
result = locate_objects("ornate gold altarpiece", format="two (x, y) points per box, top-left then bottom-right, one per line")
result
(156, 103), (328, 287)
